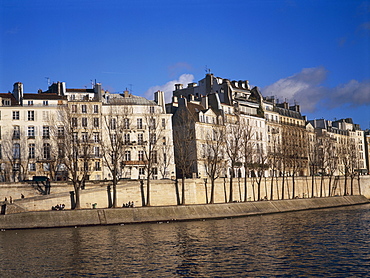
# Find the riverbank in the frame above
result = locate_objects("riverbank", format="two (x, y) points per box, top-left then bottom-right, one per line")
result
(0, 195), (368, 230)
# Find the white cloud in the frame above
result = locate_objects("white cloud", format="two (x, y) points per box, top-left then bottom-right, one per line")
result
(263, 66), (370, 112)
(262, 66), (328, 112)
(144, 73), (194, 103)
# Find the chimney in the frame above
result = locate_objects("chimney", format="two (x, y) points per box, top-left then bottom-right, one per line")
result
(94, 83), (102, 100)
(175, 84), (183, 91)
(61, 82), (66, 95)
(12, 82), (23, 104)
(201, 95), (208, 109)
(154, 90), (166, 113)
(178, 96), (188, 108)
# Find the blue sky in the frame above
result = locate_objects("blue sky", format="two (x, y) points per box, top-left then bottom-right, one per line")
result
(1, 0), (369, 128)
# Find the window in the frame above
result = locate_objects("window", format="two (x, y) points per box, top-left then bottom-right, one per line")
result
(42, 111), (49, 121)
(124, 151), (131, 161)
(13, 126), (20, 139)
(28, 126), (35, 138)
(2, 100), (10, 106)
(58, 144), (64, 158)
(82, 132), (88, 142)
(93, 118), (99, 127)
(71, 105), (77, 113)
(28, 111), (35, 121)
(58, 126), (64, 138)
(94, 146), (100, 157)
(72, 132), (78, 142)
(43, 126), (50, 139)
(82, 104), (87, 113)
(43, 100), (48, 106)
(150, 133), (156, 144)
(12, 111), (20, 120)
(162, 137), (166, 145)
(43, 163), (50, 172)
(29, 163), (36, 172)
(95, 161), (101, 171)
(93, 105), (99, 113)
(152, 167), (158, 179)
(138, 150), (144, 161)
(137, 118), (143, 129)
(152, 150), (157, 163)
(149, 118), (156, 129)
(13, 143), (20, 159)
(82, 117), (88, 127)
(111, 118), (116, 130)
(28, 100), (33, 106)
(124, 118), (130, 129)
(139, 167), (145, 175)
(72, 118), (77, 127)
(43, 143), (51, 160)
(138, 133), (144, 145)
(93, 132), (100, 143)
(162, 118), (166, 128)
(28, 143), (35, 159)
(124, 133), (130, 144)
(150, 106), (155, 113)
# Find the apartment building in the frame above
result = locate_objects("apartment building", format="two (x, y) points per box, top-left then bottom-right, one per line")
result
(0, 82), (175, 182)
(170, 74), (268, 179)
(0, 82), (67, 181)
(310, 118), (366, 176)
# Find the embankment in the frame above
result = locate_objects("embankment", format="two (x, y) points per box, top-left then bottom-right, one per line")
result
(1, 195), (368, 230)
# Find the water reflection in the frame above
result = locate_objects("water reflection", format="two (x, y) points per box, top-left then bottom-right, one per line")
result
(0, 204), (369, 277)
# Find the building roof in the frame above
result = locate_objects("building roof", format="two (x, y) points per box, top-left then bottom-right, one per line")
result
(0, 93), (18, 105)
(105, 94), (156, 106)
(23, 93), (67, 100)
(66, 88), (94, 93)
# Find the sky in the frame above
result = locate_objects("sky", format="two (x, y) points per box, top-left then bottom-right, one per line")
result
(1, 0), (369, 128)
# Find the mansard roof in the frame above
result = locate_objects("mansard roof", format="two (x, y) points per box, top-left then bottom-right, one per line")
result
(23, 93), (67, 100)
(105, 93), (156, 106)
(0, 93), (18, 105)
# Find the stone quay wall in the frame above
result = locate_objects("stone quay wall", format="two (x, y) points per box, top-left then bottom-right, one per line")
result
(0, 195), (368, 230)
(0, 175), (369, 213)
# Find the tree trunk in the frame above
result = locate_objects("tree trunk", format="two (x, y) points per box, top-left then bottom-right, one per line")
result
(74, 184), (81, 209)
(181, 177), (185, 205)
(229, 175), (233, 203)
(270, 175), (274, 200)
(146, 177), (151, 206)
(320, 175), (324, 197)
(112, 175), (117, 208)
(210, 179), (215, 204)
(311, 172), (315, 198)
(292, 174), (295, 199)
(175, 179), (181, 205)
(244, 171), (248, 202)
(281, 175), (285, 200)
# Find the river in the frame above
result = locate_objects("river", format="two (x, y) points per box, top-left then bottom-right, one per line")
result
(1, 204), (369, 277)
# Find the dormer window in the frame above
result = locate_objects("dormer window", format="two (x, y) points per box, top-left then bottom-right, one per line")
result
(2, 99), (10, 106)
(28, 101), (33, 106)
(43, 101), (48, 106)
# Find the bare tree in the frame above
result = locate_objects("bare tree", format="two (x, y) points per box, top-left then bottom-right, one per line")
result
(172, 107), (197, 205)
(267, 126), (280, 200)
(101, 105), (132, 208)
(55, 104), (96, 209)
(142, 107), (167, 206)
(203, 126), (226, 204)
(225, 117), (243, 203)
(240, 118), (255, 202)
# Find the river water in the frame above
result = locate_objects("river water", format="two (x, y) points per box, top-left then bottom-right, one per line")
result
(1, 204), (369, 277)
